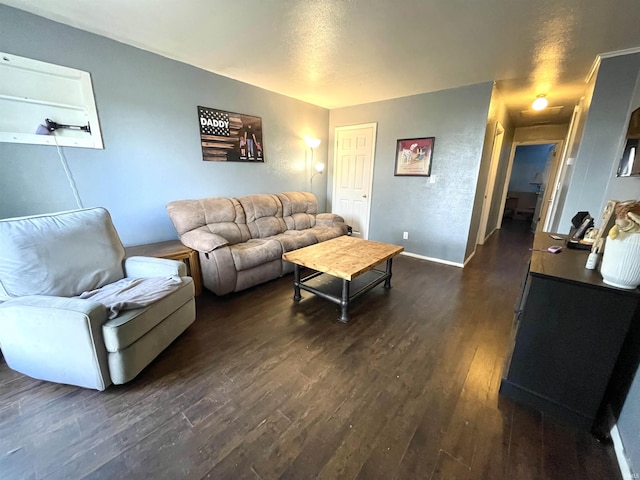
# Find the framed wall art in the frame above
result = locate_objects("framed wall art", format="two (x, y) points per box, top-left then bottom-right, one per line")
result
(394, 137), (434, 176)
(197, 106), (264, 162)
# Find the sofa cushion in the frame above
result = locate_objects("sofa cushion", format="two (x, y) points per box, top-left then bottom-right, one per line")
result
(272, 230), (318, 252)
(278, 191), (318, 216)
(237, 194), (287, 239)
(278, 192), (318, 230)
(0, 208), (125, 300)
(229, 238), (283, 271)
(167, 197), (250, 245)
(102, 277), (194, 352)
(309, 225), (348, 243)
(236, 260), (283, 292)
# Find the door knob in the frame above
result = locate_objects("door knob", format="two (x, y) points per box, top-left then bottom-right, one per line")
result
(362, 194), (368, 198)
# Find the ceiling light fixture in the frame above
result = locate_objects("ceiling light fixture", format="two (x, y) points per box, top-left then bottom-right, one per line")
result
(531, 95), (548, 111)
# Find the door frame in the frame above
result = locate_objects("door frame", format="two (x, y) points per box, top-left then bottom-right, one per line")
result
(332, 122), (377, 239)
(544, 104), (582, 232)
(477, 122), (504, 245)
(536, 143), (562, 232)
(497, 139), (564, 231)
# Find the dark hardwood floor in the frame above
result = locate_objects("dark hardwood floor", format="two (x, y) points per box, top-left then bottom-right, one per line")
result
(0, 221), (622, 479)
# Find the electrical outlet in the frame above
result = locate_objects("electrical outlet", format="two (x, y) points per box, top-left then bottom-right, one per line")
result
(403, 231), (409, 240)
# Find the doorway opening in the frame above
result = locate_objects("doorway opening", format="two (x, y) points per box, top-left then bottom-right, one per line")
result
(500, 142), (561, 232)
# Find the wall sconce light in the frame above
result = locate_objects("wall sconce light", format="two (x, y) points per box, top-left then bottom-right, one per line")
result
(310, 162), (324, 189)
(36, 118), (91, 135)
(531, 95), (548, 111)
(305, 137), (322, 189)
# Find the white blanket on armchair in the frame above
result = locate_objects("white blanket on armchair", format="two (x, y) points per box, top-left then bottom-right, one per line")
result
(74, 275), (182, 319)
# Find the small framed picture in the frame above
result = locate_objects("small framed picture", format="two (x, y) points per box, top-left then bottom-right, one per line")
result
(394, 137), (435, 176)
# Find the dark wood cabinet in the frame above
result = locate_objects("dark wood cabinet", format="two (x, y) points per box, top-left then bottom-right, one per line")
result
(500, 232), (640, 431)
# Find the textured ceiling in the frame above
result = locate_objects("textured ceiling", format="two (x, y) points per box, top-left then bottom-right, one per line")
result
(3, 0), (640, 127)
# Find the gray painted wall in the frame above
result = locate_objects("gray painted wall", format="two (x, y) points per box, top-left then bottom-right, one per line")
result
(485, 98), (515, 239)
(328, 82), (493, 265)
(619, 367), (640, 475)
(0, 6), (329, 246)
(548, 97), (592, 234)
(470, 87), (516, 253)
(508, 145), (553, 192)
(614, 59), (640, 480)
(557, 52), (640, 476)
(558, 54), (640, 231)
(603, 68), (640, 204)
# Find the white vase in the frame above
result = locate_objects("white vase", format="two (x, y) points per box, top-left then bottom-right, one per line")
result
(600, 232), (640, 289)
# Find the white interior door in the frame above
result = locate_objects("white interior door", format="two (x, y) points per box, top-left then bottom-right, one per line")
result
(535, 143), (562, 232)
(332, 123), (377, 239)
(477, 122), (504, 245)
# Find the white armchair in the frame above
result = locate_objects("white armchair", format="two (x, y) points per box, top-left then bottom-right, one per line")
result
(0, 208), (196, 390)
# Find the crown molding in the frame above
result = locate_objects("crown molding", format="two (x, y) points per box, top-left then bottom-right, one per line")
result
(587, 46), (640, 82)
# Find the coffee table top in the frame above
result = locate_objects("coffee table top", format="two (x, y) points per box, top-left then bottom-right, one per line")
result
(282, 235), (404, 281)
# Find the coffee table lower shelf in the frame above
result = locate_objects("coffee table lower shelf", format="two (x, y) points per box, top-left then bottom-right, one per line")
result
(293, 260), (393, 323)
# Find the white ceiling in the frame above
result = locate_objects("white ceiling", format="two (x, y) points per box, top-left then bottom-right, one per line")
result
(4, 0), (640, 127)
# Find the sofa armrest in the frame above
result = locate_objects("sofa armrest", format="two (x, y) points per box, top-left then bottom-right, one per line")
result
(180, 229), (229, 253)
(124, 256), (187, 278)
(0, 296), (111, 390)
(316, 213), (346, 227)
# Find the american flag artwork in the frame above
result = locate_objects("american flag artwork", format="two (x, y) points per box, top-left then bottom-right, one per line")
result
(197, 106), (264, 162)
(198, 107), (230, 136)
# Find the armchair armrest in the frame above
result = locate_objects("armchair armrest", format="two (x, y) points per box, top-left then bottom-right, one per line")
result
(124, 256), (187, 278)
(0, 296), (111, 390)
(180, 229), (228, 253)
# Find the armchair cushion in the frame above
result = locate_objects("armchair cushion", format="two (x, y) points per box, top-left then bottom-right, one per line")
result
(0, 208), (125, 300)
(101, 277), (194, 351)
(75, 275), (184, 319)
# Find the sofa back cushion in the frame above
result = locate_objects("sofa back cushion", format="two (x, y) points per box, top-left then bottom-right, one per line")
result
(0, 207), (125, 300)
(237, 194), (287, 239)
(166, 197), (251, 245)
(278, 192), (318, 231)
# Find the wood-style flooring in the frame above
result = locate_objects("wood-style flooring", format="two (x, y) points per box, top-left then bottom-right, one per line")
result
(0, 221), (622, 479)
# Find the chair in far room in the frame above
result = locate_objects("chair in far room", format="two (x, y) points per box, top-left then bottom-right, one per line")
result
(0, 207), (196, 390)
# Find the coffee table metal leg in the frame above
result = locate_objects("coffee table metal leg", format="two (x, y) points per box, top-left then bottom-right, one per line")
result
(339, 279), (350, 323)
(293, 264), (301, 301)
(384, 258), (394, 288)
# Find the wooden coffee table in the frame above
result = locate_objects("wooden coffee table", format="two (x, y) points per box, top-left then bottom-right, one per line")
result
(282, 236), (404, 322)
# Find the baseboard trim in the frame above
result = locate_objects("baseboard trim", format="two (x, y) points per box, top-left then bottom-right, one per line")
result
(464, 250), (476, 266)
(401, 251), (464, 268)
(611, 423), (633, 480)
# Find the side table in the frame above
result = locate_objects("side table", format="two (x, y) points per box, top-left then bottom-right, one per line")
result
(125, 240), (202, 296)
